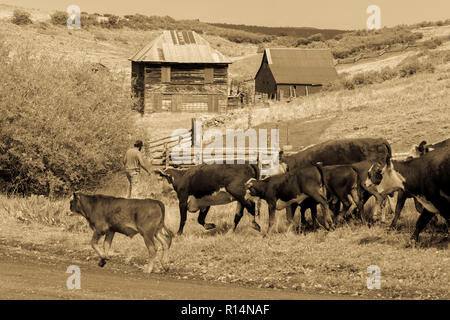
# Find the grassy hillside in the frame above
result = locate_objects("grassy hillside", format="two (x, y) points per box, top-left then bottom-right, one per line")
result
(209, 22), (346, 39)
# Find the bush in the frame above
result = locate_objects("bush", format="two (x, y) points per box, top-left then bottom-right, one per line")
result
(295, 37), (310, 46)
(50, 11), (69, 26)
(423, 38), (443, 49)
(397, 57), (434, 77)
(0, 42), (137, 196)
(12, 9), (32, 25)
(379, 67), (398, 81)
(308, 33), (324, 42)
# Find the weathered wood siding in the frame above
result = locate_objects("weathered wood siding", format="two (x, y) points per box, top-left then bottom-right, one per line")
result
(134, 62), (229, 113)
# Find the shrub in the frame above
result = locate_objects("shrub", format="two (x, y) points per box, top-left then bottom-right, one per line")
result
(423, 38), (443, 49)
(0, 42), (137, 196)
(308, 33), (324, 42)
(396, 56), (434, 77)
(12, 9), (32, 25)
(295, 37), (310, 46)
(50, 11), (69, 26)
(379, 67), (398, 81)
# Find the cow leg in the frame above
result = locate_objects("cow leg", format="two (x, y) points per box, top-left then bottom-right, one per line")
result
(154, 227), (173, 272)
(310, 204), (319, 232)
(227, 183), (261, 232)
(233, 202), (246, 232)
(177, 202), (188, 236)
(198, 206), (215, 230)
(391, 190), (407, 229)
(143, 233), (157, 273)
(309, 192), (334, 231)
(287, 203), (299, 233)
(103, 231), (115, 260)
(265, 203), (277, 236)
(91, 232), (107, 267)
(410, 209), (435, 247)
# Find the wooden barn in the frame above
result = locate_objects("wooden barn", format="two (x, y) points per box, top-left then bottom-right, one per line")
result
(254, 48), (338, 100)
(130, 30), (232, 113)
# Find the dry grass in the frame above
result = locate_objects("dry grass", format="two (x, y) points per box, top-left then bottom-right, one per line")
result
(0, 194), (448, 299)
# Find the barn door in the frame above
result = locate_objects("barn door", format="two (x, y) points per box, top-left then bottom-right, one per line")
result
(208, 95), (219, 112)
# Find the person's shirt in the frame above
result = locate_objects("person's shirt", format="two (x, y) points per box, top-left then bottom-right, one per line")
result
(124, 147), (150, 172)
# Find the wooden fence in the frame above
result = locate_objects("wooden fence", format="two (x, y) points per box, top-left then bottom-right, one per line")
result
(147, 118), (411, 168)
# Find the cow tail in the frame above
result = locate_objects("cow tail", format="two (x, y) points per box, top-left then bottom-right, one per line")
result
(155, 200), (173, 249)
(250, 163), (260, 179)
(312, 162), (326, 190)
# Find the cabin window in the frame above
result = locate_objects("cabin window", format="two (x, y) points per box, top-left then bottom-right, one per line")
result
(161, 66), (171, 83)
(204, 68), (214, 84)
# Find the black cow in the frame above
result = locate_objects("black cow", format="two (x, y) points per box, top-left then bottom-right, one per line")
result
(281, 138), (392, 222)
(283, 138), (392, 170)
(155, 164), (261, 235)
(390, 138), (450, 228)
(368, 147), (450, 245)
(245, 166), (334, 235)
(315, 161), (384, 222)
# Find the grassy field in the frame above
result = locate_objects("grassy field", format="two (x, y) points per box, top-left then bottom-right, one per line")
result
(2, 61), (450, 298)
(1, 11), (450, 299)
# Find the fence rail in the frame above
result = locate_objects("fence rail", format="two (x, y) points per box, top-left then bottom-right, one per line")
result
(146, 118), (411, 168)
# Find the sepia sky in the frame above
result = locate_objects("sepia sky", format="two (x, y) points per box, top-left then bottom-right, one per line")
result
(3, 0), (450, 30)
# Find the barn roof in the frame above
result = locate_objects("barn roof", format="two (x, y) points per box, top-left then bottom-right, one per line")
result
(256, 48), (338, 85)
(129, 30), (232, 64)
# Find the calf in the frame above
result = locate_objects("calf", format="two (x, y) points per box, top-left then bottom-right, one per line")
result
(245, 166), (335, 235)
(69, 193), (173, 273)
(368, 147), (450, 244)
(155, 164), (261, 235)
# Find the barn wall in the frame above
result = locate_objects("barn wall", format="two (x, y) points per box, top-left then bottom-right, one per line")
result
(255, 58), (277, 98)
(140, 62), (229, 113)
(277, 84), (323, 99)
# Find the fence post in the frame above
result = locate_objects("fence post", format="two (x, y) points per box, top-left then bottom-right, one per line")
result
(164, 142), (169, 169)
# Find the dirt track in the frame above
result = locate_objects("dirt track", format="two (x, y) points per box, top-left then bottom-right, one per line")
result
(0, 248), (359, 300)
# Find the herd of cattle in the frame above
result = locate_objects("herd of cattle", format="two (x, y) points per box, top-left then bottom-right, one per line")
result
(69, 137), (449, 273)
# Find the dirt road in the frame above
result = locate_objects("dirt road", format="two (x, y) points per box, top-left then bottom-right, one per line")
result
(0, 250), (354, 300)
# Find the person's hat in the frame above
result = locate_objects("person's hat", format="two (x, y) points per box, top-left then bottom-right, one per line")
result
(134, 140), (143, 148)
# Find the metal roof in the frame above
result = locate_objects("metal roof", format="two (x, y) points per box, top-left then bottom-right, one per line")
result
(256, 48), (338, 84)
(129, 30), (232, 64)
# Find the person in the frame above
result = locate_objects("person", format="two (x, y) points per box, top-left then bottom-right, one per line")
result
(123, 140), (152, 198)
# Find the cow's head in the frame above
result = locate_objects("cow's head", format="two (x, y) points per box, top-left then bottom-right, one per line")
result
(244, 178), (266, 201)
(154, 167), (186, 190)
(367, 161), (405, 195)
(409, 140), (429, 159)
(69, 192), (84, 217)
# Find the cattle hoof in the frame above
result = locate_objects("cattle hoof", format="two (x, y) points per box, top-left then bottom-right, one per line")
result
(98, 258), (107, 267)
(251, 222), (261, 232)
(204, 223), (216, 230)
(177, 231), (184, 236)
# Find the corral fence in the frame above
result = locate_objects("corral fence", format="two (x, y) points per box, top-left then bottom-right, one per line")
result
(147, 118), (279, 169)
(147, 118), (412, 168)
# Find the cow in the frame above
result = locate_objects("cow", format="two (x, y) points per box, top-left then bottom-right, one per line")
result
(155, 164), (261, 235)
(69, 193), (173, 273)
(389, 138), (450, 228)
(245, 166), (335, 235)
(315, 160), (384, 223)
(367, 147), (450, 245)
(282, 138), (392, 170)
(280, 138), (392, 224)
